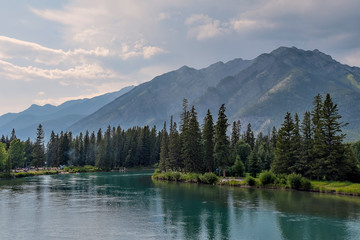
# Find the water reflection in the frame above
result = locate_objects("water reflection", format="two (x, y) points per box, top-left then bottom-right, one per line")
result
(0, 172), (360, 240)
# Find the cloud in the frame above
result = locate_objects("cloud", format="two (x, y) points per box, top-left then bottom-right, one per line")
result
(0, 60), (117, 81)
(186, 14), (230, 40)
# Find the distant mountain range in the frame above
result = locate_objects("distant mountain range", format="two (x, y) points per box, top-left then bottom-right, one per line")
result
(0, 86), (134, 140)
(2, 47), (360, 142)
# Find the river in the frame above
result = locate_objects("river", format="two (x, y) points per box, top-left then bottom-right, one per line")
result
(0, 171), (360, 240)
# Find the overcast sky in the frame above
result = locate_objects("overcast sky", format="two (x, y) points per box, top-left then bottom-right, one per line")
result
(1, 0), (360, 115)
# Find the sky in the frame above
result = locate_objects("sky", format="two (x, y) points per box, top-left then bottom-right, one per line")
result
(1, 0), (360, 115)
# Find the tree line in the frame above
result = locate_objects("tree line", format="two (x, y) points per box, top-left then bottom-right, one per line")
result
(0, 93), (359, 181)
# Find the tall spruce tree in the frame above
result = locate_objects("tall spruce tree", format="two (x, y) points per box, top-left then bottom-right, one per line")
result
(290, 113), (302, 173)
(182, 106), (203, 172)
(213, 104), (230, 177)
(168, 117), (181, 171)
(301, 111), (313, 177)
(32, 124), (45, 168)
(272, 112), (295, 174)
(203, 109), (215, 172)
(311, 94), (326, 179)
(159, 122), (169, 171)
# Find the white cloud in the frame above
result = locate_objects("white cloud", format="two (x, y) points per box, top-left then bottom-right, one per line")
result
(341, 50), (360, 67)
(0, 60), (117, 81)
(186, 14), (230, 40)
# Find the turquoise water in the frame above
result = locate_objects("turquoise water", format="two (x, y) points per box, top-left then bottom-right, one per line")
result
(0, 171), (360, 240)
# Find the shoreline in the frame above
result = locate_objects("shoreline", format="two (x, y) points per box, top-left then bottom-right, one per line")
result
(152, 171), (360, 197)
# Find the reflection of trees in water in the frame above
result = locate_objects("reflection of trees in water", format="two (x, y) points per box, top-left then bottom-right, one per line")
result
(153, 180), (233, 239)
(258, 189), (360, 239)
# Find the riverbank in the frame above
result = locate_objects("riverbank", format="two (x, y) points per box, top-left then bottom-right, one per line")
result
(152, 170), (360, 197)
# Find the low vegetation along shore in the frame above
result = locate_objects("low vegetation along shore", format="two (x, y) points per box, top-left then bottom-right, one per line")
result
(152, 170), (360, 196)
(0, 165), (101, 179)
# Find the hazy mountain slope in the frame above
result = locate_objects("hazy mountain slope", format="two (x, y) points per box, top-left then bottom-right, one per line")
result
(194, 47), (360, 140)
(0, 86), (134, 140)
(70, 59), (252, 133)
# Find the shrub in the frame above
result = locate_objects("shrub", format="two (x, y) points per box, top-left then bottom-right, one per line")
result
(259, 170), (276, 185)
(245, 176), (256, 186)
(274, 174), (288, 186)
(288, 173), (302, 189)
(300, 177), (312, 191)
(232, 157), (245, 177)
(199, 172), (219, 184)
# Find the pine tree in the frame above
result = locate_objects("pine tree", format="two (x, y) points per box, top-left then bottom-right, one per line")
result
(290, 113), (302, 173)
(321, 93), (349, 180)
(182, 106), (203, 172)
(203, 109), (215, 172)
(168, 117), (181, 171)
(32, 124), (45, 168)
(83, 131), (90, 165)
(311, 94), (326, 179)
(301, 111), (313, 177)
(248, 150), (260, 177)
(159, 122), (169, 171)
(231, 120), (241, 148)
(272, 112), (295, 174)
(244, 123), (255, 149)
(0, 143), (8, 173)
(23, 138), (34, 168)
(46, 131), (58, 167)
(213, 104), (230, 177)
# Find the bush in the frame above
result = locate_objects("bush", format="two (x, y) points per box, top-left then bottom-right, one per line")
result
(274, 174), (288, 186)
(259, 170), (276, 185)
(232, 157), (245, 177)
(300, 177), (312, 191)
(288, 173), (303, 189)
(181, 173), (200, 183)
(245, 176), (256, 186)
(199, 172), (219, 184)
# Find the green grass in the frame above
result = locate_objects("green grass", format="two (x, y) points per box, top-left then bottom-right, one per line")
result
(64, 165), (101, 173)
(311, 181), (360, 195)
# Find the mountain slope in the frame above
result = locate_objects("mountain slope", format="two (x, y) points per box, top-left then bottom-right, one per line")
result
(194, 47), (360, 140)
(71, 47), (360, 141)
(70, 58), (252, 133)
(0, 86), (134, 140)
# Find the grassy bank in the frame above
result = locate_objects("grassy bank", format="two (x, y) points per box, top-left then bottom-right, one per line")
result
(0, 170), (59, 179)
(152, 170), (360, 196)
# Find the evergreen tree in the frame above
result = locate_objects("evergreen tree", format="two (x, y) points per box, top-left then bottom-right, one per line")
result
(203, 109), (215, 172)
(213, 104), (230, 177)
(231, 120), (241, 148)
(23, 138), (33, 168)
(32, 124), (45, 168)
(235, 140), (252, 172)
(46, 131), (57, 167)
(272, 112), (295, 174)
(301, 111), (313, 177)
(8, 139), (25, 169)
(168, 117), (181, 171)
(0, 142), (7, 172)
(271, 127), (278, 149)
(248, 150), (260, 177)
(321, 93), (350, 180)
(159, 122), (169, 171)
(244, 123), (255, 149)
(182, 106), (203, 172)
(10, 128), (17, 142)
(290, 113), (302, 173)
(83, 131), (90, 165)
(311, 94), (326, 179)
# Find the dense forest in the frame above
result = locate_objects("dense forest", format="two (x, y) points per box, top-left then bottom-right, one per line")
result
(0, 93), (359, 181)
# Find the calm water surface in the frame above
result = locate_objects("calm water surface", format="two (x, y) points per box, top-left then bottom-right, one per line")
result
(0, 171), (360, 240)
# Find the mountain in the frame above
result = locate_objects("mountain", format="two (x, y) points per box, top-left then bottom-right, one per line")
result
(0, 86), (134, 140)
(70, 47), (360, 141)
(70, 58), (252, 133)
